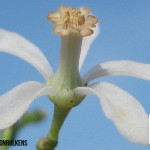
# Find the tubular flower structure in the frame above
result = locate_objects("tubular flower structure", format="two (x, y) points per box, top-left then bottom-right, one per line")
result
(0, 5), (150, 148)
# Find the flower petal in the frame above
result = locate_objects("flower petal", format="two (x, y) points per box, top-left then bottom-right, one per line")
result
(79, 24), (99, 70)
(0, 29), (53, 79)
(0, 81), (57, 129)
(74, 82), (149, 144)
(83, 60), (150, 83)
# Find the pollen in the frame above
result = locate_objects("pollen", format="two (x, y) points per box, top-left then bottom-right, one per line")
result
(47, 5), (98, 37)
(69, 9), (85, 29)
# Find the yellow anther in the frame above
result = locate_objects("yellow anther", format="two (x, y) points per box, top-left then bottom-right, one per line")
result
(48, 5), (99, 37)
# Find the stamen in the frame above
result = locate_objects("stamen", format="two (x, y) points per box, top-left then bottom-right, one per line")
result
(48, 5), (99, 37)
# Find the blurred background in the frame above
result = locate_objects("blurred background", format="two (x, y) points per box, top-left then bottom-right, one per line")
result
(0, 0), (150, 150)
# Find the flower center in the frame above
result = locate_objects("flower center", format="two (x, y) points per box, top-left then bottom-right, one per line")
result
(69, 9), (85, 29)
(48, 5), (98, 36)
(60, 9), (85, 30)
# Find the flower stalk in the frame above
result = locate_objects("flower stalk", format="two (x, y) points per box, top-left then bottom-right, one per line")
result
(37, 105), (71, 150)
(0, 127), (14, 150)
(48, 105), (71, 148)
(0, 111), (46, 150)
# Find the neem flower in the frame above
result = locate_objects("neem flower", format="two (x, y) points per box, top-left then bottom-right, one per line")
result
(0, 5), (150, 148)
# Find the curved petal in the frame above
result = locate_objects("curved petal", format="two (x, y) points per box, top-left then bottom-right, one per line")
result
(83, 60), (150, 83)
(74, 82), (148, 145)
(0, 29), (53, 79)
(0, 81), (57, 130)
(79, 24), (99, 70)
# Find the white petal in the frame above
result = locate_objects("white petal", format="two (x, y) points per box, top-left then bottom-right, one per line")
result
(79, 24), (99, 70)
(0, 29), (53, 79)
(74, 82), (149, 144)
(0, 81), (57, 129)
(83, 60), (150, 83)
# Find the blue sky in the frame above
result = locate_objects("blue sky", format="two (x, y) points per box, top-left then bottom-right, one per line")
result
(0, 0), (150, 150)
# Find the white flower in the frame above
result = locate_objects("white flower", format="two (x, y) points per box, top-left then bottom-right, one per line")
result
(0, 5), (150, 145)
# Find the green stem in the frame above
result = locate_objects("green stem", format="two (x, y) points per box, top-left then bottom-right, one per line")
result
(0, 111), (46, 150)
(1, 127), (14, 150)
(48, 105), (71, 148)
(37, 105), (71, 150)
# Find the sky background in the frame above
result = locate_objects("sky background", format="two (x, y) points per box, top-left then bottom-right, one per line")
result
(0, 0), (150, 150)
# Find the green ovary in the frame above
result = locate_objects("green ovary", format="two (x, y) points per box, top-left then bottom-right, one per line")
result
(48, 88), (85, 108)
